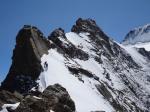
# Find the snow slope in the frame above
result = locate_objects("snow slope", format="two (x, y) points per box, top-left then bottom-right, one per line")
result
(124, 42), (150, 51)
(37, 31), (150, 112)
(39, 49), (114, 112)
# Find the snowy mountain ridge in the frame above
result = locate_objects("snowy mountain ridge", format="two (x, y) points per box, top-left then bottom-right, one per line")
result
(122, 24), (150, 45)
(1, 18), (150, 112)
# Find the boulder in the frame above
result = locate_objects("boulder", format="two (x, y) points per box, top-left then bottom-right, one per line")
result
(15, 84), (76, 112)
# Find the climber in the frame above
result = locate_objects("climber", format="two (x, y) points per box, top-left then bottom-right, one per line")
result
(44, 61), (48, 71)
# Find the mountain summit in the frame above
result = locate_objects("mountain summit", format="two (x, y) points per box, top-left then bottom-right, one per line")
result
(1, 18), (150, 112)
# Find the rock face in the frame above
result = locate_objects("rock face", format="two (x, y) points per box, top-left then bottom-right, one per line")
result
(72, 18), (106, 36)
(1, 25), (50, 94)
(15, 84), (75, 112)
(71, 18), (109, 42)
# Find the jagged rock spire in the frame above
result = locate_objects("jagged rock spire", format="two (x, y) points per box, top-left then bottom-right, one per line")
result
(1, 25), (50, 94)
(71, 18), (109, 41)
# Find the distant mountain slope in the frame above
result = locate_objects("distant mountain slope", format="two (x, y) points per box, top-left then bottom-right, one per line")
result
(122, 24), (150, 45)
(123, 42), (150, 52)
(1, 18), (150, 112)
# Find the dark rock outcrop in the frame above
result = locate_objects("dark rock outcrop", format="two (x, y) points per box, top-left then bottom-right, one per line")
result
(71, 18), (109, 42)
(15, 84), (75, 112)
(68, 66), (99, 81)
(137, 47), (150, 60)
(1, 25), (50, 94)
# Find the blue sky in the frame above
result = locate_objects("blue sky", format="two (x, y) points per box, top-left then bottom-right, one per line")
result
(0, 0), (150, 82)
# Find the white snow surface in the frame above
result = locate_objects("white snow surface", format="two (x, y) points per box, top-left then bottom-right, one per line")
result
(66, 32), (96, 55)
(38, 49), (114, 112)
(0, 103), (20, 112)
(50, 110), (55, 112)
